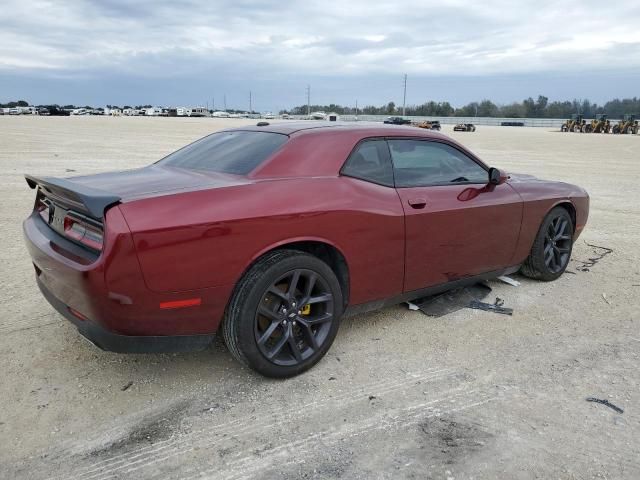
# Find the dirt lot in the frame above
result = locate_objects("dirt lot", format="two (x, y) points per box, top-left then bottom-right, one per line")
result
(1, 116), (639, 479)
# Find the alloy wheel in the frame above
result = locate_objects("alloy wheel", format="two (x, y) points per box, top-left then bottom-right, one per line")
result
(254, 269), (334, 366)
(543, 216), (572, 273)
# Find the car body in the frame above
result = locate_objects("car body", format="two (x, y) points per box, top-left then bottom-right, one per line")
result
(454, 123), (476, 132)
(23, 122), (589, 375)
(383, 116), (411, 125)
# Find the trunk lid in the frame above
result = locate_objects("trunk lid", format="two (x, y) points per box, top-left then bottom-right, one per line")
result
(68, 165), (251, 202)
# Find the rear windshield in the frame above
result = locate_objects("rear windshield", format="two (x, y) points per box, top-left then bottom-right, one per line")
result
(157, 131), (287, 175)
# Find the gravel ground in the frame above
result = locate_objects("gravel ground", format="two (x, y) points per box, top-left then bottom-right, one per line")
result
(1, 116), (638, 480)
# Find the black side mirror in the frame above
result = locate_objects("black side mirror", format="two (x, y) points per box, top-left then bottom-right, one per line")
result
(488, 167), (501, 185)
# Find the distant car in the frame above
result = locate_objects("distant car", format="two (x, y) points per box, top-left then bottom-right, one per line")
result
(23, 123), (589, 377)
(383, 116), (411, 125)
(415, 120), (441, 131)
(454, 123), (476, 132)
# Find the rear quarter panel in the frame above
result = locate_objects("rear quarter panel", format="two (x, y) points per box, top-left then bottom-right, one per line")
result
(119, 177), (405, 306)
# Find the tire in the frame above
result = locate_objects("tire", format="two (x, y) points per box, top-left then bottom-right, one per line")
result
(222, 249), (343, 378)
(627, 126), (634, 134)
(520, 207), (574, 281)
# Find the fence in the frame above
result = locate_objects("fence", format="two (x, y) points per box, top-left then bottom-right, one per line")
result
(288, 114), (566, 128)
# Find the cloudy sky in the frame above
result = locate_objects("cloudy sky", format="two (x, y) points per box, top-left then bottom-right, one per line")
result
(1, 0), (639, 110)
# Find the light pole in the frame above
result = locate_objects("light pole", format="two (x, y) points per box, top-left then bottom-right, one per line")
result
(306, 85), (311, 118)
(402, 74), (407, 116)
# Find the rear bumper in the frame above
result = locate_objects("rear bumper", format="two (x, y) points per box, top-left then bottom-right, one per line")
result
(38, 276), (214, 353)
(24, 208), (231, 346)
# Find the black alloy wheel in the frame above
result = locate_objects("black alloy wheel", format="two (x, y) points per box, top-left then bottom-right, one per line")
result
(521, 206), (574, 281)
(254, 269), (334, 366)
(543, 216), (572, 273)
(223, 249), (343, 377)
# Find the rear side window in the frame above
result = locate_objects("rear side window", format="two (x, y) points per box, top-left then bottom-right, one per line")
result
(388, 140), (487, 187)
(341, 140), (394, 187)
(158, 131), (287, 175)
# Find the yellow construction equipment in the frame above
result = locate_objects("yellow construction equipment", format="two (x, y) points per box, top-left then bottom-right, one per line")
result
(584, 114), (610, 133)
(612, 114), (639, 134)
(561, 114), (584, 132)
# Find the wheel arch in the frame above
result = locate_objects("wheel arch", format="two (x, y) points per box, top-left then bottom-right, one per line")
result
(237, 237), (350, 308)
(547, 200), (577, 233)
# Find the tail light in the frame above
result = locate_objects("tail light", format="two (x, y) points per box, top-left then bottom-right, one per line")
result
(36, 197), (51, 222)
(63, 214), (104, 251)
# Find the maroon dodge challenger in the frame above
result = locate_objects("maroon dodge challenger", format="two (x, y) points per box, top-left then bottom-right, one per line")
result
(23, 123), (589, 377)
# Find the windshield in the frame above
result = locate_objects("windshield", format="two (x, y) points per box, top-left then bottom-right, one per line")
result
(157, 131), (288, 175)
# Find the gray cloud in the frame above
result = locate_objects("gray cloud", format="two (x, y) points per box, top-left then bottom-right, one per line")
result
(1, 1), (639, 107)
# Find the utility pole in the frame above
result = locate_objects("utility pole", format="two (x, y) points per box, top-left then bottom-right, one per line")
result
(224, 94), (227, 111)
(402, 74), (407, 116)
(355, 99), (358, 121)
(212, 97), (215, 111)
(306, 85), (311, 118)
(249, 91), (252, 114)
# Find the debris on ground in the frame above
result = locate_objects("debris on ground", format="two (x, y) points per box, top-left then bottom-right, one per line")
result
(468, 298), (514, 315)
(497, 275), (521, 287)
(410, 283), (492, 317)
(601, 293), (611, 304)
(575, 242), (613, 272)
(586, 397), (624, 414)
(121, 381), (134, 391)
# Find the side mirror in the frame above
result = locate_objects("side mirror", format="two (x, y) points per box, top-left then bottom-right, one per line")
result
(488, 167), (507, 185)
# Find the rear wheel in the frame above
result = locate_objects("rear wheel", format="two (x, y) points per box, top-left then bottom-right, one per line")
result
(521, 207), (574, 281)
(222, 250), (343, 377)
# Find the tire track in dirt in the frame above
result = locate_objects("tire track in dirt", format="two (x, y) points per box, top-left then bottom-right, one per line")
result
(49, 368), (458, 480)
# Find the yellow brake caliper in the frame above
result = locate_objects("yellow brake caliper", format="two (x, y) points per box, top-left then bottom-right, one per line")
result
(300, 304), (311, 315)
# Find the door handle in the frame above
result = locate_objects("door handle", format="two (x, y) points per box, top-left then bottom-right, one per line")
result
(408, 198), (427, 209)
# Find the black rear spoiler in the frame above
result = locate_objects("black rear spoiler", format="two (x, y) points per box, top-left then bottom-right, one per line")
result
(25, 174), (121, 219)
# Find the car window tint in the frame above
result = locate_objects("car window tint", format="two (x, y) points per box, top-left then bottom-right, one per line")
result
(388, 140), (487, 187)
(341, 140), (394, 187)
(157, 131), (287, 175)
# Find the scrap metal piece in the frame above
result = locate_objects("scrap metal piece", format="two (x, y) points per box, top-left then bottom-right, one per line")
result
(497, 275), (520, 287)
(586, 397), (624, 414)
(468, 299), (513, 315)
(412, 283), (492, 317)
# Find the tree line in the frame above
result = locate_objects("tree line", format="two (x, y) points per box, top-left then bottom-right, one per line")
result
(284, 96), (640, 119)
(4, 96), (640, 118)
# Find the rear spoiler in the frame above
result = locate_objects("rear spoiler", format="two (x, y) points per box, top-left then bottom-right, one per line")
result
(25, 174), (121, 219)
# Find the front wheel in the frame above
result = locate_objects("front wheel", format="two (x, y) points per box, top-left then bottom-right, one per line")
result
(521, 207), (574, 281)
(222, 250), (343, 377)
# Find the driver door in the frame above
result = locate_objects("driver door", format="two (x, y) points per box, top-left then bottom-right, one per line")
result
(389, 139), (523, 292)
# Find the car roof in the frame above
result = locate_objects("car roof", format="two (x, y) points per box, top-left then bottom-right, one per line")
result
(228, 121), (447, 139)
(243, 122), (471, 180)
